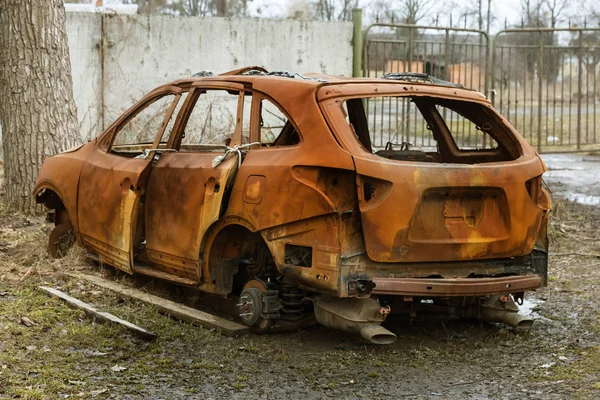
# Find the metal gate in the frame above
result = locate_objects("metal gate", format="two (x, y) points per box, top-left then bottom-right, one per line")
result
(360, 22), (600, 153)
(492, 28), (600, 152)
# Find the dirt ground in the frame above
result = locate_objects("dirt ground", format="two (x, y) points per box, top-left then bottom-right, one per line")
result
(1, 154), (599, 400)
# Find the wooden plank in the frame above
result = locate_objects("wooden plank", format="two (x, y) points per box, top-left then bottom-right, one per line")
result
(39, 286), (157, 340)
(67, 272), (249, 337)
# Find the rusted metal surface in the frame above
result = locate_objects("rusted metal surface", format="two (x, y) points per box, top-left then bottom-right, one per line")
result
(371, 275), (542, 297)
(34, 68), (551, 336)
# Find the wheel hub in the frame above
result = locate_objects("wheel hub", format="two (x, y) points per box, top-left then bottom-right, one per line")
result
(237, 279), (282, 332)
(238, 287), (263, 326)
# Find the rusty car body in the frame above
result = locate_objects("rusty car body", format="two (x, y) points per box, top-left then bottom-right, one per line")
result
(34, 67), (551, 343)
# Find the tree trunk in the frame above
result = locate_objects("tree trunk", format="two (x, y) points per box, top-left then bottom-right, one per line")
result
(0, 0), (79, 213)
(216, 0), (228, 17)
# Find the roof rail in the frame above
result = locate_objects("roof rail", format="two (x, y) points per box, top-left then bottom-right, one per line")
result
(381, 72), (465, 88)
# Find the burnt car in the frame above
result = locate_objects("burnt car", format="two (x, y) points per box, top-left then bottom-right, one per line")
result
(34, 67), (551, 344)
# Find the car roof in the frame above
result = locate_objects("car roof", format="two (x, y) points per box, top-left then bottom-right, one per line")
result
(165, 66), (487, 103)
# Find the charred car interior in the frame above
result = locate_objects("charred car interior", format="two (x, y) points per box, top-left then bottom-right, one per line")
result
(34, 67), (551, 344)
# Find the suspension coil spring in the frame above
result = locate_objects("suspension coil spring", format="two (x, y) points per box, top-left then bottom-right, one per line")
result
(280, 284), (304, 321)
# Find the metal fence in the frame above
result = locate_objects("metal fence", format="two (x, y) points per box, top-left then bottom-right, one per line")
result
(360, 23), (600, 153)
(492, 28), (600, 152)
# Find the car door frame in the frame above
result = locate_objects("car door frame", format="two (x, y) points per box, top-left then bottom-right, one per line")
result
(142, 81), (247, 284)
(77, 85), (185, 274)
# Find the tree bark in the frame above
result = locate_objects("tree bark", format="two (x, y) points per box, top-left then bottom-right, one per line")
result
(216, 0), (228, 17)
(0, 0), (79, 213)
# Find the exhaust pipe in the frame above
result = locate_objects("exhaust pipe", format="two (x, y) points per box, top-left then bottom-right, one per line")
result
(479, 306), (534, 329)
(461, 295), (534, 330)
(360, 324), (397, 345)
(313, 295), (397, 344)
(498, 310), (534, 329)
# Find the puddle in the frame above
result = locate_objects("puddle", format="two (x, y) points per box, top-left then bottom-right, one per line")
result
(564, 193), (600, 206)
(541, 154), (600, 204)
(519, 297), (545, 317)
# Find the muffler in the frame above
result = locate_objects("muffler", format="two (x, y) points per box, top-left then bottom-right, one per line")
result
(313, 295), (397, 344)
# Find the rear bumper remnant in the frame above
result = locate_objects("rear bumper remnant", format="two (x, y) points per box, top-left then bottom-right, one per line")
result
(371, 275), (542, 297)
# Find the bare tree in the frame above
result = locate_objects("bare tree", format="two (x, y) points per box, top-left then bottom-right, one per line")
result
(0, 0), (80, 212)
(170, 0), (212, 16)
(399, 0), (434, 25)
(315, 0), (358, 21)
(544, 0), (568, 27)
(369, 0), (395, 23)
(569, 20), (600, 82)
(455, 0), (495, 32)
(520, 0), (544, 27)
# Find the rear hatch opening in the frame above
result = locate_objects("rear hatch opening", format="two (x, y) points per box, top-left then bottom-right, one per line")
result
(322, 91), (549, 264)
(343, 95), (523, 164)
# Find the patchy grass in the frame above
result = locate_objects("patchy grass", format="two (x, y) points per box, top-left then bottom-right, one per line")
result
(0, 279), (260, 399)
(532, 343), (600, 399)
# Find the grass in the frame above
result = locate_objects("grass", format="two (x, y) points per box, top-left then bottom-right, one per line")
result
(531, 343), (600, 399)
(0, 280), (248, 398)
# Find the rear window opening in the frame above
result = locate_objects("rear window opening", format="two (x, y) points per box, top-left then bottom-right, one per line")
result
(342, 96), (521, 164)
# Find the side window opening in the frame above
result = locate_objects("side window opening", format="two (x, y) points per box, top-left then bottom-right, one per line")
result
(179, 89), (241, 152)
(110, 93), (183, 157)
(343, 96), (519, 164)
(161, 92), (188, 145)
(259, 99), (300, 147)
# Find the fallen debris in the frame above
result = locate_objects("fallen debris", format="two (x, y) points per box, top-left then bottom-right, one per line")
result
(67, 272), (248, 337)
(90, 389), (109, 397)
(39, 286), (157, 340)
(20, 267), (38, 281)
(20, 316), (36, 327)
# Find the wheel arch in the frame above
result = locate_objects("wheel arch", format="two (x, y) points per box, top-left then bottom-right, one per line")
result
(200, 216), (275, 295)
(33, 184), (74, 227)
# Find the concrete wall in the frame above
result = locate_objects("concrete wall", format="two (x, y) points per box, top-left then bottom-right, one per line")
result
(65, 13), (354, 140)
(67, 12), (103, 141)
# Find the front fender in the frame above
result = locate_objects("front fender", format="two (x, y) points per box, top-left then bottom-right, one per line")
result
(33, 141), (96, 235)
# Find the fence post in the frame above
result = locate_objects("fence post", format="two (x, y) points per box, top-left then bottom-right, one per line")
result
(444, 29), (450, 80)
(352, 8), (362, 77)
(408, 26), (414, 72)
(576, 29), (583, 150)
(490, 33), (498, 106)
